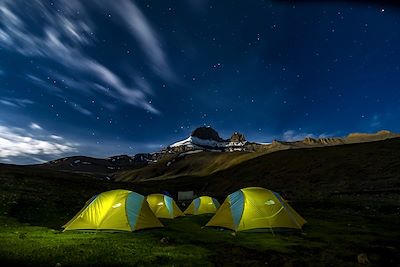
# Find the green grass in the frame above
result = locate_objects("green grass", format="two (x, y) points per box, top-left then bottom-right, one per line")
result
(1, 157), (400, 266)
(0, 216), (211, 266)
(0, 205), (399, 266)
(116, 151), (267, 182)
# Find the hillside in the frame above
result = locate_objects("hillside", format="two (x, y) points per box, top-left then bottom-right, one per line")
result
(114, 128), (400, 182)
(3, 137), (399, 228)
(27, 127), (400, 178)
(115, 150), (279, 182)
(1, 135), (399, 266)
(33, 154), (155, 177)
(118, 137), (400, 200)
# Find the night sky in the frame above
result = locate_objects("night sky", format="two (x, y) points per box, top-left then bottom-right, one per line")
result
(1, 0), (399, 164)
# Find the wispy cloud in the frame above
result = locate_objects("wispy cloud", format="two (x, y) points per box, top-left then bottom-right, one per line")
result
(50, 135), (63, 140)
(0, 0), (166, 114)
(0, 97), (34, 108)
(70, 102), (92, 116)
(29, 122), (42, 130)
(282, 130), (314, 141)
(369, 114), (381, 128)
(0, 123), (77, 163)
(25, 74), (62, 93)
(109, 0), (174, 80)
(282, 130), (334, 141)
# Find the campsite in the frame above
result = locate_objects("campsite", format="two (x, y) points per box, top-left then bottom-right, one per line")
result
(0, 141), (399, 266)
(1, 0), (400, 266)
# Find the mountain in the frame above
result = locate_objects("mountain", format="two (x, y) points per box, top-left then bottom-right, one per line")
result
(169, 127), (400, 152)
(191, 126), (224, 141)
(267, 129), (400, 149)
(345, 130), (399, 142)
(2, 126), (400, 202)
(168, 126), (266, 152)
(114, 128), (400, 183)
(34, 154), (158, 178)
(31, 127), (400, 177)
(116, 137), (400, 200)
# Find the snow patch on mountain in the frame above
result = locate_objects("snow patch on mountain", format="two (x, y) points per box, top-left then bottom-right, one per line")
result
(170, 136), (228, 148)
(169, 135), (249, 149)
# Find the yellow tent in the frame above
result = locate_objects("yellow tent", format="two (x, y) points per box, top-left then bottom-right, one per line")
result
(184, 196), (220, 215)
(63, 189), (163, 231)
(206, 187), (306, 232)
(146, 193), (184, 219)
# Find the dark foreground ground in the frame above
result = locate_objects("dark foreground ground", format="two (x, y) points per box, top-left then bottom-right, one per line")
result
(0, 196), (399, 266)
(0, 153), (399, 266)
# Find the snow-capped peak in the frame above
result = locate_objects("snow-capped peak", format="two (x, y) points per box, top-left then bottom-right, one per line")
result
(168, 126), (249, 151)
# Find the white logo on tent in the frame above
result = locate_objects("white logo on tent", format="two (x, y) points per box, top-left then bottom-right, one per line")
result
(112, 203), (122, 208)
(265, 200), (275, 205)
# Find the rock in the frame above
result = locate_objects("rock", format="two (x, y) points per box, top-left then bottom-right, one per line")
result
(160, 237), (170, 244)
(18, 233), (27, 239)
(357, 253), (370, 265)
(230, 132), (246, 143)
(55, 263), (62, 267)
(191, 126), (223, 141)
(302, 137), (345, 146)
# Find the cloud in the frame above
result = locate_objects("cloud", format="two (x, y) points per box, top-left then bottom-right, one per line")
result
(0, 0), (162, 114)
(0, 124), (77, 162)
(70, 102), (92, 116)
(0, 29), (11, 44)
(109, 0), (174, 80)
(370, 114), (381, 128)
(29, 122), (42, 130)
(25, 74), (62, 93)
(282, 130), (334, 141)
(0, 97), (34, 108)
(282, 130), (314, 141)
(50, 135), (63, 140)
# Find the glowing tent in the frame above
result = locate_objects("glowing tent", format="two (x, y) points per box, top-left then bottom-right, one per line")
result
(184, 196), (220, 215)
(206, 187), (306, 232)
(146, 193), (184, 219)
(63, 189), (163, 231)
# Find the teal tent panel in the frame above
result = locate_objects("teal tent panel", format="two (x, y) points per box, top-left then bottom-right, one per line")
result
(194, 197), (201, 212)
(164, 195), (174, 217)
(229, 190), (245, 230)
(126, 192), (145, 230)
(212, 198), (220, 208)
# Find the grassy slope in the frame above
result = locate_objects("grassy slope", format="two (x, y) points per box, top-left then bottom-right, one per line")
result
(204, 137), (400, 197)
(116, 137), (400, 184)
(0, 164), (139, 228)
(125, 138), (400, 199)
(35, 155), (148, 176)
(116, 151), (266, 182)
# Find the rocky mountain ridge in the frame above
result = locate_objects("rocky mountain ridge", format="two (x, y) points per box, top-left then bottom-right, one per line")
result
(37, 126), (400, 175)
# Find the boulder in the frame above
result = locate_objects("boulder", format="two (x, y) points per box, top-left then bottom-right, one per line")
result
(191, 126), (223, 141)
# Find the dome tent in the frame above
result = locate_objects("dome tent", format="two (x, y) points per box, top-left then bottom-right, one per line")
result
(184, 196), (220, 215)
(146, 193), (184, 219)
(63, 190), (163, 231)
(206, 187), (306, 232)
